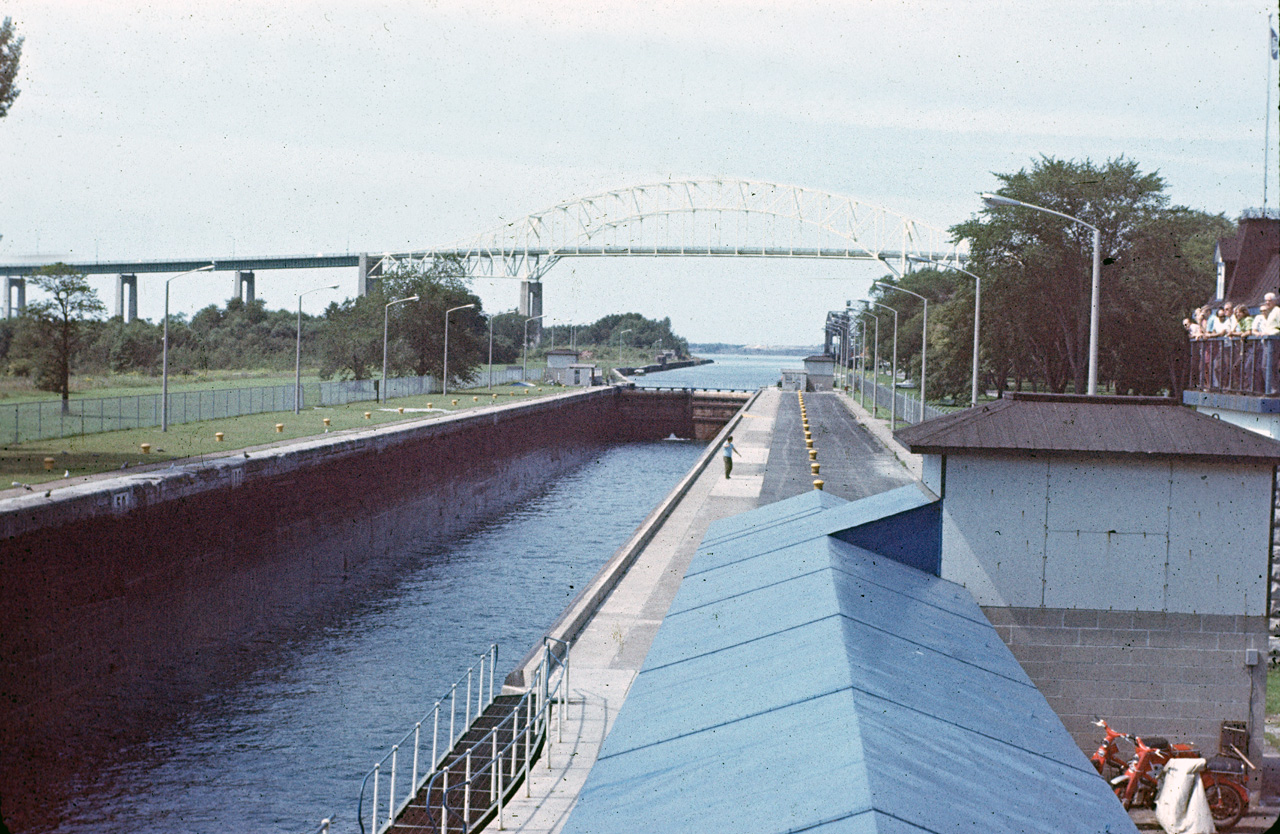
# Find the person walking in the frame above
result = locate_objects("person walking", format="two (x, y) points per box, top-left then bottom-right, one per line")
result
(722, 435), (738, 479)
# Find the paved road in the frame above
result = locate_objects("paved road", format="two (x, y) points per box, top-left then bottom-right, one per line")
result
(760, 390), (914, 504)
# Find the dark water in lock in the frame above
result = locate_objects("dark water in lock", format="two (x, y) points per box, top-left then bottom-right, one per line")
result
(44, 354), (787, 834)
(47, 440), (702, 834)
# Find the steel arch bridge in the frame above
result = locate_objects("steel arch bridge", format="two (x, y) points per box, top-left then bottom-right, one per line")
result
(375, 178), (966, 281)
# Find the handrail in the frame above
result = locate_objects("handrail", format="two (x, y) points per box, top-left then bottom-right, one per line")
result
(1187, 335), (1280, 396)
(355, 644), (499, 834)
(382, 641), (570, 834)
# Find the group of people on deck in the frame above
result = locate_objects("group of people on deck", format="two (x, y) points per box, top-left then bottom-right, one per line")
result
(1186, 293), (1280, 394)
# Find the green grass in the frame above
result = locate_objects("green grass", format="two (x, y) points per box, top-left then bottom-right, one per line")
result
(1, 385), (561, 485)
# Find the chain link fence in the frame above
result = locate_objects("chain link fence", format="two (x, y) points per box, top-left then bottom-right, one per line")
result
(850, 376), (945, 424)
(2, 367), (547, 444)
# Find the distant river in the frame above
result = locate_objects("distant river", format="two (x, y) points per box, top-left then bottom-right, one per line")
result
(636, 352), (806, 390)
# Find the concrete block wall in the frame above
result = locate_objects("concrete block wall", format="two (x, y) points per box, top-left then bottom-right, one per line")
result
(985, 605), (1268, 768)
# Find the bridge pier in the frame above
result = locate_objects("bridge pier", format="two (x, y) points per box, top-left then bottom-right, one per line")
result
(357, 252), (382, 297)
(519, 280), (543, 345)
(235, 271), (255, 304)
(116, 274), (138, 322)
(4, 276), (25, 319)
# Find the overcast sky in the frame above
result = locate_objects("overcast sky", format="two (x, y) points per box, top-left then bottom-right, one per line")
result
(2, 0), (1276, 344)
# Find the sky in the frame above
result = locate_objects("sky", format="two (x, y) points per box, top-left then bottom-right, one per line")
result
(1, 0), (1277, 345)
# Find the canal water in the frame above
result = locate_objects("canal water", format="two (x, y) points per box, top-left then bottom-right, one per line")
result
(45, 354), (795, 834)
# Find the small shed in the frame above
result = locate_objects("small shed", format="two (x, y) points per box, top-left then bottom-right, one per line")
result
(802, 354), (835, 391)
(895, 392), (1280, 760)
(545, 348), (579, 370)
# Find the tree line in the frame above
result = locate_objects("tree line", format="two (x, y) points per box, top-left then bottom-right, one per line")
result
(0, 257), (690, 406)
(860, 155), (1231, 402)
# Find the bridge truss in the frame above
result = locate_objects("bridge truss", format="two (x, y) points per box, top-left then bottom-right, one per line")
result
(375, 178), (966, 281)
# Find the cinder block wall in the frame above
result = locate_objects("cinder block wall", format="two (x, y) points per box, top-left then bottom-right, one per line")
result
(985, 605), (1268, 768)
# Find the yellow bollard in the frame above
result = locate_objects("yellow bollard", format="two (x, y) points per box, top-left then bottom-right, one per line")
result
(275, 423), (284, 433)
(813, 479), (825, 491)
(806, 439), (813, 449)
(492, 393), (498, 399)
(538, 387), (543, 392)
(808, 449), (817, 461)
(215, 432), (224, 442)
(811, 462), (821, 475)
(364, 411), (371, 419)
(473, 396), (478, 402)
(322, 418), (330, 428)
(140, 443), (151, 454)
(43, 457), (55, 471)
(399, 407), (405, 413)
(452, 399), (458, 406)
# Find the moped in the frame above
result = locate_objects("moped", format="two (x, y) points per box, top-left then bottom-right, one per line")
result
(1106, 730), (1250, 830)
(1089, 718), (1129, 780)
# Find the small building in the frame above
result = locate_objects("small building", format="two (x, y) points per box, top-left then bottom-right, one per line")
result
(802, 354), (835, 391)
(779, 369), (806, 391)
(543, 349), (596, 386)
(896, 392), (1280, 762)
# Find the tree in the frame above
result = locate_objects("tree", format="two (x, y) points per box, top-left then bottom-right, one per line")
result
(380, 258), (486, 382)
(0, 17), (22, 119)
(17, 264), (106, 412)
(952, 156), (1169, 394)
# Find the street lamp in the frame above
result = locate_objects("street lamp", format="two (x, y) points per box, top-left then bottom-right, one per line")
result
(162, 263), (215, 432)
(295, 284), (339, 414)
(443, 303), (475, 396)
(859, 310), (880, 417)
(981, 192), (1102, 395)
(872, 280), (929, 421)
(870, 300), (899, 428)
(523, 314), (545, 382)
(382, 295), (420, 403)
(617, 328), (633, 367)
(906, 258), (983, 409)
(487, 314), (495, 390)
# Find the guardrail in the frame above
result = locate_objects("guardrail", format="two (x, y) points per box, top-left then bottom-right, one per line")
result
(1188, 336), (1280, 396)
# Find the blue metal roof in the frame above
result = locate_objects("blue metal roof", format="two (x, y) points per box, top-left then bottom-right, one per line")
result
(562, 488), (1137, 834)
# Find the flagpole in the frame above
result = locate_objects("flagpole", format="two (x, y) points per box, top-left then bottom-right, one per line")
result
(1266, 14), (1278, 213)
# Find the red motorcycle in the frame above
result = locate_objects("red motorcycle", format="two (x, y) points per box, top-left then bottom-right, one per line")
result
(1089, 718), (1129, 780)
(1106, 730), (1250, 830)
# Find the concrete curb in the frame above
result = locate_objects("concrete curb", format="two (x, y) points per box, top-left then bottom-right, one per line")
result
(503, 388), (761, 691)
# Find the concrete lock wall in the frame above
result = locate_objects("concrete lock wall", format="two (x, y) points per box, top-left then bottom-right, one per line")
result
(933, 451), (1272, 763)
(0, 386), (730, 815)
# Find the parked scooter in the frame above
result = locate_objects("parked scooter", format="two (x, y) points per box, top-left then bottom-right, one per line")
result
(1103, 728), (1250, 830)
(1089, 718), (1130, 780)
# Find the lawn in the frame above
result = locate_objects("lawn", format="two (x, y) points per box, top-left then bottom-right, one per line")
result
(1, 385), (561, 486)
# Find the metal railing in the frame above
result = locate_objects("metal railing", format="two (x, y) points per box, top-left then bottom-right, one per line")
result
(849, 374), (943, 424)
(1188, 336), (1280, 396)
(353, 639), (569, 834)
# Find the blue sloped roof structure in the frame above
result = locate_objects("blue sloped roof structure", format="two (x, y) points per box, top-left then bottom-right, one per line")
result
(561, 486), (1137, 834)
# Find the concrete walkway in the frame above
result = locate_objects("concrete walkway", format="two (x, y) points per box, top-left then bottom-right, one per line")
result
(497, 387), (919, 832)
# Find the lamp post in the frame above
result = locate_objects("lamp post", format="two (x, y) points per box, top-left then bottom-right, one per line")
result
(872, 281), (929, 421)
(981, 192), (1102, 395)
(382, 295), (420, 403)
(870, 301), (899, 428)
(907, 258), (983, 409)
(617, 328), (632, 367)
(859, 318), (868, 409)
(860, 310), (880, 417)
(443, 303), (475, 396)
(487, 314), (495, 390)
(295, 284), (339, 414)
(523, 314), (545, 381)
(162, 263), (215, 432)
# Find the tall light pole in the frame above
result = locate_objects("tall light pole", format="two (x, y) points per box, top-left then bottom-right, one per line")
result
(443, 303), (475, 396)
(981, 192), (1102, 395)
(859, 318), (868, 409)
(522, 314), (545, 381)
(162, 263), (215, 431)
(295, 284), (339, 414)
(870, 300), (899, 428)
(873, 280), (929, 421)
(617, 328), (633, 367)
(382, 295), (420, 403)
(487, 313), (495, 390)
(860, 310), (880, 417)
(907, 257), (983, 409)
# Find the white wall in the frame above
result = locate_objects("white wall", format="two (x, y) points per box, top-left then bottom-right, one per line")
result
(939, 452), (1272, 615)
(1193, 406), (1280, 441)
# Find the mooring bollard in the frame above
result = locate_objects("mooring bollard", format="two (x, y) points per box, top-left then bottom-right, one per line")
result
(364, 411), (372, 419)
(813, 479), (825, 490)
(275, 423), (284, 433)
(322, 418), (331, 428)
(452, 399), (458, 406)
(215, 432), (224, 442)
(808, 449), (817, 461)
(473, 396), (478, 402)
(399, 407), (405, 413)
(811, 462), (820, 475)
(140, 443), (151, 454)
(43, 457), (55, 471)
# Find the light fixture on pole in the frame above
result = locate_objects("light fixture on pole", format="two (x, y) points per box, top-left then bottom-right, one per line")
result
(443, 303), (475, 396)
(981, 192), (1102, 395)
(295, 284), (339, 414)
(870, 300), (899, 428)
(617, 328), (633, 367)
(162, 263), (215, 432)
(382, 295), (420, 403)
(487, 313), (495, 391)
(859, 309), (880, 417)
(522, 314), (545, 382)
(906, 257), (983, 409)
(872, 280), (929, 421)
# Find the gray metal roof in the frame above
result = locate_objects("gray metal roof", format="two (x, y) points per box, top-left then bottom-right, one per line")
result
(895, 392), (1280, 462)
(561, 488), (1137, 834)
